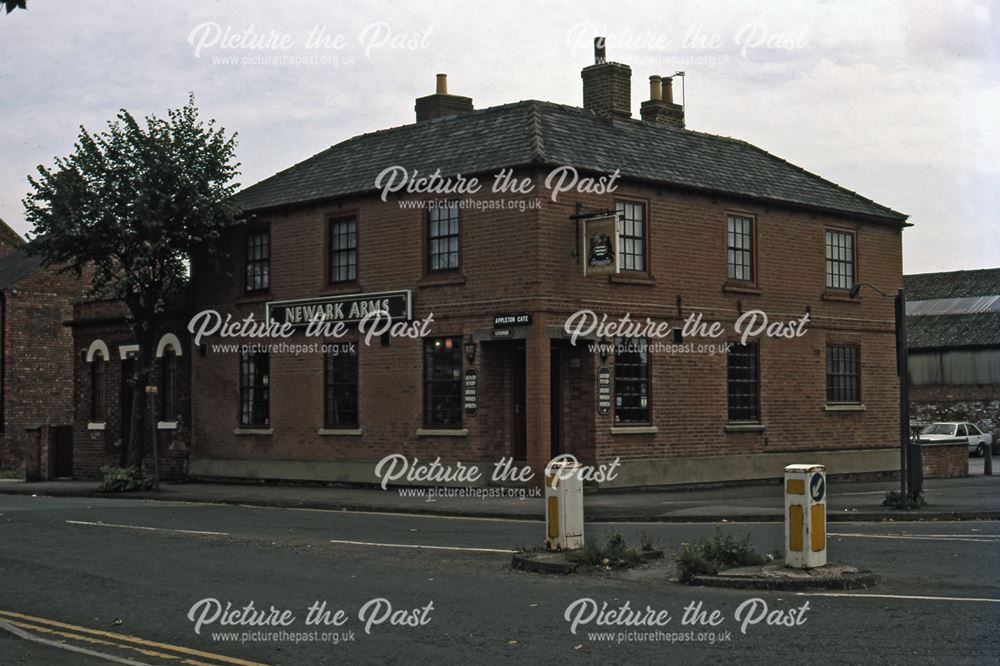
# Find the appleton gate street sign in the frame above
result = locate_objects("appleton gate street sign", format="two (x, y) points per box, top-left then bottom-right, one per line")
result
(267, 290), (412, 327)
(493, 312), (532, 328)
(581, 214), (619, 277)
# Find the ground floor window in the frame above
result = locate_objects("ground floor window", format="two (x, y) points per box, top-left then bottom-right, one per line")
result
(90, 352), (106, 421)
(239, 351), (270, 427)
(727, 342), (759, 422)
(826, 345), (860, 403)
(614, 337), (650, 424)
(160, 349), (177, 421)
(324, 343), (358, 428)
(424, 337), (462, 427)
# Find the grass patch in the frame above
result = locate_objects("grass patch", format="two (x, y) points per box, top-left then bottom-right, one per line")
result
(675, 530), (769, 583)
(98, 466), (152, 493)
(567, 531), (658, 569)
(0, 467), (24, 480)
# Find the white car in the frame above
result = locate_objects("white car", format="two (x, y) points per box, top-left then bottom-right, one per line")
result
(920, 422), (994, 456)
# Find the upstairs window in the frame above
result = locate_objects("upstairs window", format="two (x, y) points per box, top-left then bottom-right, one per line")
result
(245, 228), (270, 292)
(825, 230), (854, 290)
(616, 200), (646, 272)
(330, 217), (357, 283)
(726, 214), (754, 282)
(428, 203), (460, 271)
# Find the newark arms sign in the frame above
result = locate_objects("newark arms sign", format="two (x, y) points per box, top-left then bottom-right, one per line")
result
(267, 290), (412, 327)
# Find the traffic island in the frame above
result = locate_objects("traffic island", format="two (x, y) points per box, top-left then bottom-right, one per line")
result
(512, 547), (664, 575)
(691, 561), (878, 591)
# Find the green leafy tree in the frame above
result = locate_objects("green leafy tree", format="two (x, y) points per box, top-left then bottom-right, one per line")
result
(4, 1), (27, 15)
(24, 96), (239, 471)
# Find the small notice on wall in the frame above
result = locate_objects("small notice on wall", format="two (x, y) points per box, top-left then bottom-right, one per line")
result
(464, 369), (478, 415)
(597, 365), (612, 415)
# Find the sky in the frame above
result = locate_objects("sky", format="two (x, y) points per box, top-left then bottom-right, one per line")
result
(2, 0), (997, 274)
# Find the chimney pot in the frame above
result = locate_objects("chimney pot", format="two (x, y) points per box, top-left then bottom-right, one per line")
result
(436, 73), (448, 95)
(662, 76), (674, 105)
(594, 36), (606, 64)
(648, 75), (662, 102)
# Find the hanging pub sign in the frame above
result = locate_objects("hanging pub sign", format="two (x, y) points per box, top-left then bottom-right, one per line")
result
(582, 214), (620, 277)
(464, 369), (478, 415)
(597, 365), (612, 415)
(267, 290), (412, 327)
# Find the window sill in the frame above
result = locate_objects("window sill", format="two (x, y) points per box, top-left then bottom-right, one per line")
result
(234, 427), (274, 435)
(821, 290), (859, 303)
(235, 294), (270, 306)
(825, 404), (866, 412)
(416, 428), (469, 437)
(725, 423), (766, 433)
(319, 283), (363, 295)
(722, 282), (761, 295)
(418, 273), (467, 288)
(318, 428), (363, 436)
(87, 422), (106, 431)
(609, 274), (656, 286)
(609, 425), (658, 435)
(157, 421), (178, 431)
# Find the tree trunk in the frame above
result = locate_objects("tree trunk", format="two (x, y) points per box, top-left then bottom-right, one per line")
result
(125, 320), (159, 471)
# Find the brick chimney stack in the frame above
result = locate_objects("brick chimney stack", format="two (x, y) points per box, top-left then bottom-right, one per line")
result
(415, 73), (473, 122)
(581, 37), (632, 121)
(640, 74), (685, 128)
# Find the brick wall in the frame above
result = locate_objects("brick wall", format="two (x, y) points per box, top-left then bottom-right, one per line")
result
(187, 168), (904, 484)
(0, 267), (86, 471)
(70, 299), (192, 480)
(911, 383), (1000, 442)
(920, 442), (968, 478)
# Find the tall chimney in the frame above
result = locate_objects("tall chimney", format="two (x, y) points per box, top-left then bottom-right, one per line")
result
(640, 74), (684, 128)
(581, 36), (632, 121)
(415, 73), (473, 122)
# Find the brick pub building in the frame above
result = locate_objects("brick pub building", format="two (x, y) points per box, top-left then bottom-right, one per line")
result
(77, 44), (909, 487)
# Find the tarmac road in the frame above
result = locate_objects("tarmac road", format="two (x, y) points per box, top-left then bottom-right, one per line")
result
(0, 494), (997, 664)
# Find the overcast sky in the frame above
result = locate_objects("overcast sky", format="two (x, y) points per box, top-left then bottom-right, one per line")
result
(2, 1), (997, 274)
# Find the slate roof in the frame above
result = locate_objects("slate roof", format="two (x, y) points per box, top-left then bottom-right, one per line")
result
(234, 100), (907, 223)
(904, 268), (1000, 301)
(905, 268), (1000, 349)
(0, 247), (44, 290)
(907, 312), (1000, 350)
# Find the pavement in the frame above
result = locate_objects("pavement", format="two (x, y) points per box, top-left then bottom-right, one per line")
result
(0, 467), (998, 522)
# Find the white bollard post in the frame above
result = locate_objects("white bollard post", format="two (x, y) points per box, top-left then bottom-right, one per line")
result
(545, 461), (584, 551)
(784, 464), (827, 568)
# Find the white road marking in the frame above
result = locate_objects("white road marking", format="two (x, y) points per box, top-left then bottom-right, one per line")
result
(797, 592), (1000, 604)
(329, 538), (516, 553)
(829, 532), (1000, 543)
(65, 520), (228, 536)
(0, 619), (152, 666)
(240, 503), (539, 523)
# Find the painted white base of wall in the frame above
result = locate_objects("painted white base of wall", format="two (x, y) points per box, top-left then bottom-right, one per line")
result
(189, 448), (899, 488)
